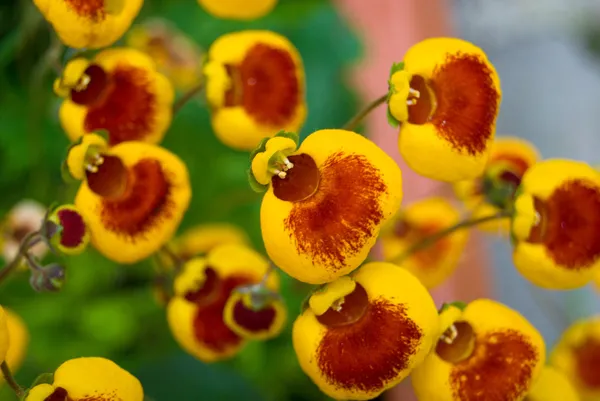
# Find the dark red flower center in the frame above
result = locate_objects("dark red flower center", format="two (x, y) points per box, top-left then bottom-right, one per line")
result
(407, 53), (499, 155)
(64, 0), (105, 20)
(527, 179), (600, 269)
(70, 64), (110, 107)
(44, 387), (69, 401)
(56, 208), (87, 248)
(232, 300), (277, 333)
(574, 336), (600, 389)
(316, 283), (369, 328)
(272, 154), (320, 202)
(224, 43), (300, 126)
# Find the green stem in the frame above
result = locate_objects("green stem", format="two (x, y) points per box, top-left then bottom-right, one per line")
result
(1, 362), (24, 399)
(342, 94), (388, 131)
(388, 210), (512, 264)
(0, 232), (39, 285)
(172, 82), (204, 114)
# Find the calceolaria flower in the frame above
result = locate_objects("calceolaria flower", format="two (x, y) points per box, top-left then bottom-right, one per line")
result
(511, 159), (600, 289)
(55, 48), (175, 147)
(380, 197), (468, 289)
(198, 0), (277, 20)
(250, 130), (403, 284)
(47, 204), (90, 255)
(387, 38), (501, 182)
(1, 200), (47, 262)
(33, 0), (143, 49)
(412, 299), (545, 401)
(551, 317), (600, 400)
(293, 262), (438, 400)
(126, 19), (204, 91)
(454, 137), (540, 234)
(526, 366), (579, 401)
(0, 307), (9, 365)
(167, 244), (282, 362)
(204, 30), (306, 150)
(25, 357), (143, 401)
(170, 223), (249, 261)
(66, 134), (191, 263)
(1, 308), (29, 385)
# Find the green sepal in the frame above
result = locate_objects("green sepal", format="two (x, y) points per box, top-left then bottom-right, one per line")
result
(247, 169), (268, 193)
(299, 283), (325, 314)
(386, 105), (400, 128)
(60, 159), (79, 184)
(249, 137), (270, 163)
(273, 130), (299, 147)
(439, 301), (467, 314)
(389, 61), (405, 78)
(93, 129), (110, 142)
(30, 372), (54, 387)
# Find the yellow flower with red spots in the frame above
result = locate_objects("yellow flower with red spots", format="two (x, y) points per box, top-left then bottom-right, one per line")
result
(198, 0), (277, 20)
(551, 317), (600, 401)
(510, 159), (600, 289)
(204, 30), (306, 150)
(66, 134), (191, 264)
(387, 38), (501, 182)
(33, 0), (143, 49)
(167, 244), (283, 362)
(526, 366), (579, 401)
(55, 48), (175, 147)
(381, 197), (468, 289)
(455, 136), (540, 234)
(292, 262), (438, 400)
(24, 357), (143, 401)
(250, 130), (403, 284)
(412, 299), (545, 401)
(0, 308), (29, 386)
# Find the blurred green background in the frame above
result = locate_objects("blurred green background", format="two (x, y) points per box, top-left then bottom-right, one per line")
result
(0, 1), (362, 400)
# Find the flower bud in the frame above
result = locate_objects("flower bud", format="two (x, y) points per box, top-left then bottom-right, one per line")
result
(29, 263), (66, 293)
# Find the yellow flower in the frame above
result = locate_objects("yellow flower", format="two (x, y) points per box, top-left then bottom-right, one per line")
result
(292, 262), (438, 400)
(526, 366), (579, 401)
(33, 0), (143, 49)
(204, 30), (306, 150)
(47, 204), (90, 255)
(68, 134), (191, 264)
(251, 130), (403, 284)
(1, 308), (29, 385)
(387, 38), (501, 182)
(550, 317), (600, 401)
(55, 48), (174, 147)
(380, 197), (468, 289)
(25, 357), (143, 401)
(412, 299), (545, 401)
(167, 244), (278, 362)
(1, 200), (47, 263)
(0, 307), (8, 365)
(198, 0), (277, 20)
(171, 223), (249, 261)
(454, 136), (540, 234)
(126, 18), (204, 91)
(510, 159), (600, 289)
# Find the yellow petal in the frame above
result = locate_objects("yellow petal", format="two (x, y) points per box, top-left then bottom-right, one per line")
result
(198, 0), (277, 20)
(24, 384), (55, 401)
(308, 276), (356, 316)
(0, 307), (8, 365)
(526, 366), (579, 401)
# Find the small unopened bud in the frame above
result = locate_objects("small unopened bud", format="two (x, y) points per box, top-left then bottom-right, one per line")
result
(29, 263), (66, 292)
(47, 205), (90, 255)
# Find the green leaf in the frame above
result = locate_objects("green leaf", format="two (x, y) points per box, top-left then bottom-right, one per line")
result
(249, 137), (270, 163)
(386, 106), (400, 128)
(439, 301), (468, 313)
(389, 61), (405, 77)
(246, 169), (268, 193)
(30, 372), (54, 387)
(60, 159), (78, 184)
(273, 130), (300, 147)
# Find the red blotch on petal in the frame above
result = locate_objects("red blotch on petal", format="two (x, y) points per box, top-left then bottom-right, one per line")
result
(57, 208), (86, 248)
(85, 65), (157, 146)
(284, 152), (387, 269)
(71, 65), (110, 107)
(574, 336), (600, 389)
(44, 387), (68, 401)
(64, 0), (105, 20)
(232, 301), (277, 333)
(450, 330), (539, 401)
(316, 300), (422, 392)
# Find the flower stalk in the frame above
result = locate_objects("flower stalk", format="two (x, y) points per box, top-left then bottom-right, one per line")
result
(1, 361), (25, 399)
(342, 94), (388, 131)
(172, 81), (204, 114)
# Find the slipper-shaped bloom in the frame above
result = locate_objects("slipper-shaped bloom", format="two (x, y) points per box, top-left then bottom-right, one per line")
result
(551, 317), (600, 401)
(24, 357), (143, 401)
(167, 244), (279, 362)
(1, 200), (47, 262)
(33, 0), (143, 49)
(1, 308), (29, 386)
(204, 30), (306, 150)
(526, 366), (579, 401)
(55, 48), (174, 147)
(66, 134), (191, 264)
(387, 37), (501, 182)
(250, 130), (403, 284)
(510, 159), (600, 289)
(198, 0), (277, 20)
(380, 197), (468, 289)
(293, 262), (438, 400)
(47, 204), (90, 255)
(412, 299), (545, 401)
(126, 19), (204, 91)
(454, 137), (540, 234)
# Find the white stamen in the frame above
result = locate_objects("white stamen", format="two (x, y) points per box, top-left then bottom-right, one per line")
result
(283, 158), (294, 170)
(275, 170), (287, 179)
(75, 74), (91, 91)
(85, 164), (98, 173)
(440, 324), (458, 344)
(407, 99), (417, 106)
(409, 88), (421, 98)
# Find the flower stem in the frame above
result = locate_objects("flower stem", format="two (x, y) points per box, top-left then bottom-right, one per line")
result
(0, 232), (39, 285)
(388, 210), (512, 264)
(160, 245), (184, 272)
(342, 94), (388, 131)
(1, 362), (25, 399)
(172, 82), (204, 114)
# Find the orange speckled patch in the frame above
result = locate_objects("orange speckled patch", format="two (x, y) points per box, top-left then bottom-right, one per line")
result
(574, 336), (600, 389)
(44, 386), (120, 401)
(64, 0), (105, 20)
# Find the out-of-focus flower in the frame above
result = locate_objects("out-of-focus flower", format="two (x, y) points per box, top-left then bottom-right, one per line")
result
(66, 134), (191, 263)
(32, 0), (143, 49)
(170, 223), (249, 262)
(0, 307), (9, 366)
(454, 136), (540, 234)
(25, 357), (143, 401)
(126, 19), (204, 91)
(511, 159), (600, 289)
(1, 200), (47, 262)
(55, 48), (174, 147)
(412, 299), (545, 401)
(551, 317), (600, 401)
(167, 244), (278, 362)
(0, 308), (29, 385)
(526, 365), (579, 401)
(198, 0), (277, 20)
(204, 30), (306, 150)
(380, 197), (468, 289)
(387, 37), (501, 182)
(293, 262), (438, 400)
(250, 130), (402, 284)
(47, 204), (90, 255)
